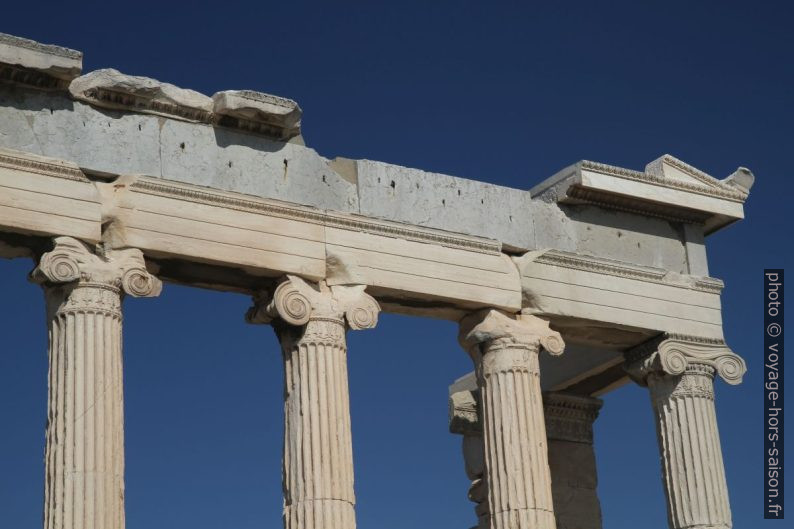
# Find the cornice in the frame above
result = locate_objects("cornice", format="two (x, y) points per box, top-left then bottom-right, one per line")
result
(0, 33), (82, 60)
(532, 249), (724, 294)
(131, 178), (502, 255)
(579, 160), (747, 202)
(80, 87), (213, 123)
(0, 149), (88, 182)
(566, 185), (713, 224)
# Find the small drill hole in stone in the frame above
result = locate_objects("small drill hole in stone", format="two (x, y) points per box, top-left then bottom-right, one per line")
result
(390, 180), (396, 189)
(180, 142), (185, 150)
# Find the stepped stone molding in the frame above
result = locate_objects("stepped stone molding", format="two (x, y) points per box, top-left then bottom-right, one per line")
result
(459, 309), (564, 529)
(625, 335), (741, 529)
(213, 90), (301, 139)
(0, 148), (89, 183)
(247, 276), (380, 529)
(31, 236), (161, 529)
(564, 186), (713, 224)
(543, 392), (603, 444)
(131, 177), (502, 255)
(530, 155), (750, 235)
(544, 392), (603, 529)
(533, 249), (724, 294)
(579, 159), (746, 202)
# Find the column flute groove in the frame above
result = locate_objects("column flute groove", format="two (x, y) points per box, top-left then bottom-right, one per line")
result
(248, 276), (380, 529)
(459, 309), (565, 529)
(626, 334), (746, 529)
(32, 237), (161, 529)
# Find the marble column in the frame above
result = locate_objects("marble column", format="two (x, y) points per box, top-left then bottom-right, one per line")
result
(449, 380), (488, 529)
(543, 393), (603, 529)
(30, 236), (162, 529)
(459, 309), (565, 529)
(247, 275), (380, 529)
(625, 334), (746, 529)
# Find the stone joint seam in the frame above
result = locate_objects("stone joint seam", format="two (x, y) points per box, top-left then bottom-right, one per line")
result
(534, 250), (724, 294)
(131, 179), (502, 255)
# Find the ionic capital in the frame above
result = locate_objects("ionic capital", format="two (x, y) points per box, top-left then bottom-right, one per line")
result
(246, 275), (380, 330)
(30, 236), (161, 297)
(458, 309), (564, 361)
(625, 334), (746, 386)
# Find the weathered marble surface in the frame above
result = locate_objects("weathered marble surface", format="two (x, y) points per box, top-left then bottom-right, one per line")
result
(0, 32), (82, 81)
(247, 276), (380, 529)
(0, 90), (745, 273)
(0, 32), (755, 529)
(32, 237), (161, 529)
(625, 335), (745, 529)
(69, 69), (213, 118)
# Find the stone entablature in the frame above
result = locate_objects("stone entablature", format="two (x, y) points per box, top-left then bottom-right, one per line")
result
(0, 31), (753, 529)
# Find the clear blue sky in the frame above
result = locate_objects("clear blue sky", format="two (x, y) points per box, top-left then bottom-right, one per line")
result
(0, 1), (791, 528)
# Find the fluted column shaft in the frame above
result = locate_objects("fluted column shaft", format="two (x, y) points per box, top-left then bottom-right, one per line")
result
(649, 364), (730, 529)
(247, 275), (380, 529)
(279, 316), (356, 528)
(460, 309), (565, 529)
(32, 237), (161, 529)
(626, 334), (746, 529)
(43, 283), (125, 529)
(482, 339), (554, 529)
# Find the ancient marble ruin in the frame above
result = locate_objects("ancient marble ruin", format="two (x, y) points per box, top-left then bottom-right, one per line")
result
(0, 32), (753, 529)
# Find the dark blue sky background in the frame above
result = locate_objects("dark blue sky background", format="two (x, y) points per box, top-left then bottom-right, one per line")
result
(1, 1), (791, 528)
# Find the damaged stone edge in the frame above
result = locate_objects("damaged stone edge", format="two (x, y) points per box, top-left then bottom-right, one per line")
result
(0, 33), (301, 141)
(0, 32), (83, 90)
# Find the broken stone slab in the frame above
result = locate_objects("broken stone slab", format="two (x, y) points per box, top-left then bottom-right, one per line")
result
(212, 90), (302, 140)
(68, 68), (213, 122)
(0, 33), (82, 89)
